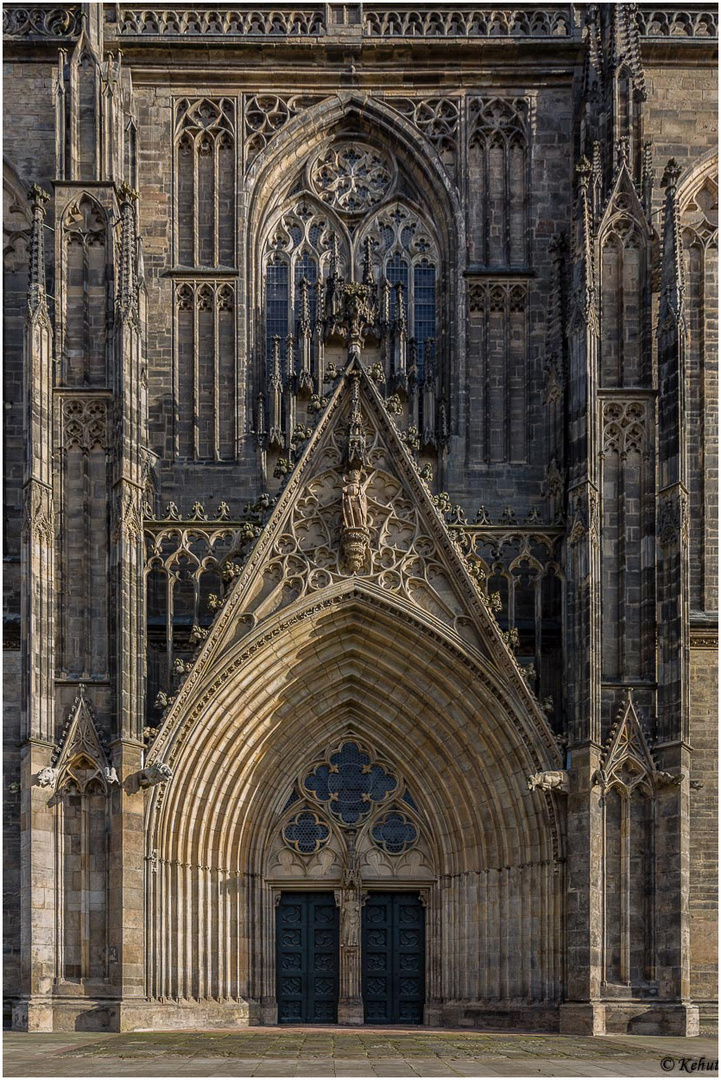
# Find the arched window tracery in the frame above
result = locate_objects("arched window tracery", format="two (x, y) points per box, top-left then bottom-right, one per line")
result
(262, 197), (349, 366)
(257, 136), (447, 464)
(276, 739), (424, 861)
(357, 200), (439, 380)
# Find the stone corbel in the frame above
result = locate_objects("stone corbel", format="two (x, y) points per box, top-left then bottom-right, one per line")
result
(527, 770), (570, 794)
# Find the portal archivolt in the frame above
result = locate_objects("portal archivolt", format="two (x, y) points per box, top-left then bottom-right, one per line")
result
(145, 589), (564, 1013)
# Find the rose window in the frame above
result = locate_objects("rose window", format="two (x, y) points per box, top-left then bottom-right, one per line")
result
(309, 142), (394, 215)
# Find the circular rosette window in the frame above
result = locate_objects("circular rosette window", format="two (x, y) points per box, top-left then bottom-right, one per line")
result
(371, 810), (418, 855)
(308, 141), (395, 215)
(282, 810), (331, 855)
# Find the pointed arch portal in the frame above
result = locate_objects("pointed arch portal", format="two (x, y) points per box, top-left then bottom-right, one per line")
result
(143, 365), (564, 1027)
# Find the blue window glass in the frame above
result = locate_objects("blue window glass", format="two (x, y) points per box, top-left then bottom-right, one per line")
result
(294, 252), (318, 329)
(386, 254), (409, 320)
(414, 261), (436, 380)
(266, 259), (288, 366)
(371, 811), (418, 855)
(304, 741), (397, 825)
(283, 810), (330, 855)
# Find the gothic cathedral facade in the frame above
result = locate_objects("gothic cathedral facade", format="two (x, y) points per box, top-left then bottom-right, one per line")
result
(3, 2), (717, 1035)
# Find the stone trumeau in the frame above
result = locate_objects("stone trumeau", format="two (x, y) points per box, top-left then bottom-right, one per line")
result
(3, 1), (717, 1035)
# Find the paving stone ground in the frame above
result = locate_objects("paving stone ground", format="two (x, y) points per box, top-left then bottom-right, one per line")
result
(3, 1028), (719, 1078)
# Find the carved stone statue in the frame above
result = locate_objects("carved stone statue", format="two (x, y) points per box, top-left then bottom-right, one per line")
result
(342, 469), (372, 529)
(527, 770), (570, 794)
(341, 892), (361, 947)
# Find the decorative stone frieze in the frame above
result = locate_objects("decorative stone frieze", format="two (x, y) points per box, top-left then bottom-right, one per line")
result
(3, 5), (81, 37)
(112, 6), (325, 36)
(363, 6), (571, 38)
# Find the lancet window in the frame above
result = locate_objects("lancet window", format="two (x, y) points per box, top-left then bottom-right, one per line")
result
(358, 201), (439, 379)
(262, 198), (347, 366)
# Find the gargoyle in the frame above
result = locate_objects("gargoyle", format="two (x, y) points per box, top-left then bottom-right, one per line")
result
(527, 770), (570, 794)
(36, 767), (58, 788)
(138, 762), (173, 789)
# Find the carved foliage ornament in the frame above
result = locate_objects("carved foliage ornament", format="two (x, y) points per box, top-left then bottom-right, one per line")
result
(3, 5), (82, 37)
(309, 142), (395, 216)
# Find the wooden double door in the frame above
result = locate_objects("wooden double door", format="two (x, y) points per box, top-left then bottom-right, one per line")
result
(276, 891), (425, 1025)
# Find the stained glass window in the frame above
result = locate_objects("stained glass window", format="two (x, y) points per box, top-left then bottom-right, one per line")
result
(414, 260), (436, 380)
(283, 809), (330, 855)
(266, 258), (288, 364)
(294, 252), (318, 329)
(303, 741), (397, 825)
(371, 811), (418, 855)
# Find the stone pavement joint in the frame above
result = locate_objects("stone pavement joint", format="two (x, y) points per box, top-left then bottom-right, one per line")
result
(3, 1029), (719, 1078)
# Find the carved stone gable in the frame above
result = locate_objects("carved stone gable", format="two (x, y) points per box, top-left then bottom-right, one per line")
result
(149, 361), (554, 762)
(50, 685), (117, 793)
(595, 690), (657, 792)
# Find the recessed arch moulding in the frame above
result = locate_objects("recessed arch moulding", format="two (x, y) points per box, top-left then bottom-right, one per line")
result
(142, 589), (564, 1029)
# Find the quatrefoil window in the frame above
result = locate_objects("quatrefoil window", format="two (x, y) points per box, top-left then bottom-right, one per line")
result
(283, 810), (331, 854)
(371, 811), (418, 855)
(303, 741), (397, 825)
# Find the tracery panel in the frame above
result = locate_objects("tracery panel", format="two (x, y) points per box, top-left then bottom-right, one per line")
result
(174, 98), (236, 268)
(467, 281), (529, 464)
(599, 218), (646, 387)
(173, 281), (236, 461)
(468, 98), (531, 269)
(61, 195), (108, 385)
